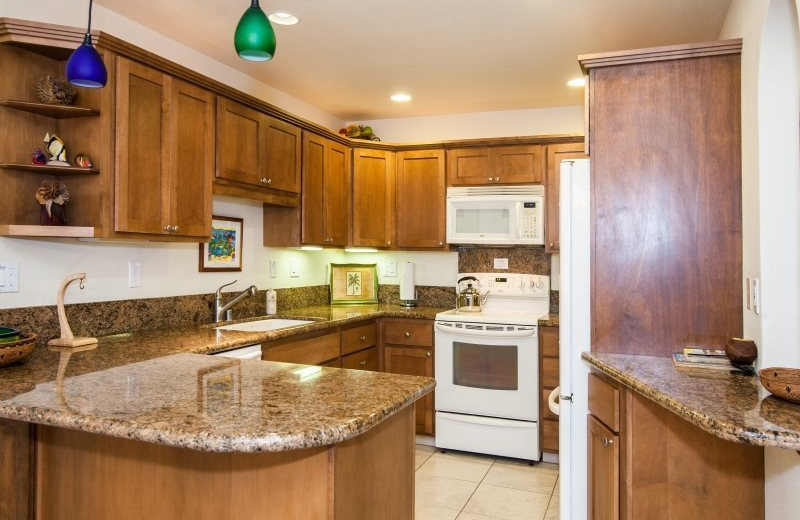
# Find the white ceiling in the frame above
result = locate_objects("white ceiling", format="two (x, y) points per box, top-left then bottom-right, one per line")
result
(96, 0), (733, 121)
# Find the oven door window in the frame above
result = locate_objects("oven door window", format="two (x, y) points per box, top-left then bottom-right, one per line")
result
(452, 341), (518, 391)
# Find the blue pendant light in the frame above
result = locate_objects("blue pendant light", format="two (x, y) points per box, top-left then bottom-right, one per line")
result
(234, 0), (276, 61)
(66, 0), (107, 88)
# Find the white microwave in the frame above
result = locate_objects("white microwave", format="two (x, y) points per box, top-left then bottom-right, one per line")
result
(446, 185), (545, 245)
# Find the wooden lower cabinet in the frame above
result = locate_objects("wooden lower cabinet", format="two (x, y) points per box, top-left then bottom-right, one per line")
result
(587, 371), (765, 520)
(539, 326), (559, 453)
(262, 331), (340, 365)
(342, 346), (379, 371)
(384, 345), (434, 435)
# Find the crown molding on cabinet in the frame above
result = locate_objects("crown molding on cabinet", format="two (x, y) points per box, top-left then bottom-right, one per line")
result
(579, 39), (742, 73)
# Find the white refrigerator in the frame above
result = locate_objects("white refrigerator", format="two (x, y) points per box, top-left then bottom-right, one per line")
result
(558, 158), (591, 520)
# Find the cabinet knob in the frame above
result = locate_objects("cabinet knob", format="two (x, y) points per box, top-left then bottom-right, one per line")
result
(267, 178), (272, 184)
(359, 335), (366, 341)
(172, 225), (179, 233)
(260, 178), (269, 184)
(426, 351), (431, 357)
(387, 240), (391, 246)
(549, 242), (554, 247)
(439, 241), (444, 246)
(602, 438), (614, 447)
(488, 177), (493, 182)
(404, 332), (411, 338)
(360, 360), (366, 367)
(163, 225), (171, 232)
(494, 177), (500, 182)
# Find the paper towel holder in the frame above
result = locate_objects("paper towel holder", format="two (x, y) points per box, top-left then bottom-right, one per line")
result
(400, 297), (418, 309)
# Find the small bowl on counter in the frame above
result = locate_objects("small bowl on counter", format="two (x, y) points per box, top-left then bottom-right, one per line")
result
(0, 327), (21, 343)
(0, 332), (37, 367)
(759, 367), (800, 404)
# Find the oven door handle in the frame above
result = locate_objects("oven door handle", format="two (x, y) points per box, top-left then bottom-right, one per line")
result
(435, 323), (536, 338)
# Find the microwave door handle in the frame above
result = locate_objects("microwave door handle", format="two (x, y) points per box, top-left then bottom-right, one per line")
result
(435, 323), (536, 338)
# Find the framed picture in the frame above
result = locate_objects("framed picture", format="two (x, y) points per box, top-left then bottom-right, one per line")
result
(197, 359), (241, 415)
(330, 263), (378, 305)
(199, 216), (243, 272)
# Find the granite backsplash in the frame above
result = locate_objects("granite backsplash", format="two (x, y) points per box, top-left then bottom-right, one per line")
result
(458, 247), (551, 276)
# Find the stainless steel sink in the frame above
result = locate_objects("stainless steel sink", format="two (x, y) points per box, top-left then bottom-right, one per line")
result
(214, 319), (314, 332)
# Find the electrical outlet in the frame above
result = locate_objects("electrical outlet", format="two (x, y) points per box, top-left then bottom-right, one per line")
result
(270, 260), (277, 278)
(494, 258), (509, 270)
(128, 261), (142, 288)
(290, 258), (300, 278)
(0, 262), (19, 293)
(751, 278), (761, 314)
(385, 260), (397, 277)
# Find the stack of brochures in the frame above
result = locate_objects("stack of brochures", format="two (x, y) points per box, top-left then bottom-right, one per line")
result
(672, 347), (733, 371)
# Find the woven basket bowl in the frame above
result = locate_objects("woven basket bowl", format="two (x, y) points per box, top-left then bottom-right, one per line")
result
(0, 333), (37, 368)
(759, 367), (800, 404)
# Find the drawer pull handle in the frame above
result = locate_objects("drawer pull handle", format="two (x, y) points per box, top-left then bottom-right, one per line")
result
(426, 351), (431, 357)
(359, 335), (366, 341)
(404, 332), (411, 338)
(602, 438), (613, 447)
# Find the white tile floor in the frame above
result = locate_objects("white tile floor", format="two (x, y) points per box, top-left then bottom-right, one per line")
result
(415, 444), (559, 520)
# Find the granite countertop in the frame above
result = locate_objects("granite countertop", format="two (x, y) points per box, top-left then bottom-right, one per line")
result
(538, 313), (559, 327)
(0, 304), (445, 452)
(583, 352), (800, 450)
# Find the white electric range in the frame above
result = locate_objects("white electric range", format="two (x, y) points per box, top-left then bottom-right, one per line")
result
(434, 272), (550, 461)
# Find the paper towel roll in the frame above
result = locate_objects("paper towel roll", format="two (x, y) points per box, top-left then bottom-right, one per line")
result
(400, 262), (416, 301)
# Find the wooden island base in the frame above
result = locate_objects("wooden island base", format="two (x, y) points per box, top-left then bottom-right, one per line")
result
(6, 406), (415, 520)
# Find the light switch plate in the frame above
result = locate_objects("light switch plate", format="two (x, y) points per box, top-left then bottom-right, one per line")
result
(0, 262), (19, 293)
(385, 260), (397, 277)
(128, 261), (142, 288)
(494, 258), (509, 270)
(290, 258), (300, 278)
(751, 278), (760, 314)
(270, 260), (277, 278)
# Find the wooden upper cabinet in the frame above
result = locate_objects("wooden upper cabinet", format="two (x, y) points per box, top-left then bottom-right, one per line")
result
(114, 57), (171, 235)
(396, 150), (446, 248)
(264, 116), (301, 193)
(301, 132), (326, 245)
(493, 145), (544, 184)
(446, 147), (492, 185)
(352, 148), (395, 248)
(168, 79), (214, 238)
(545, 142), (587, 253)
(447, 145), (544, 186)
(325, 140), (350, 246)
(216, 97), (265, 187)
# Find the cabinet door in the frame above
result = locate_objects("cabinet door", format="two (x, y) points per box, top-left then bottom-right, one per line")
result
(264, 116), (301, 193)
(352, 148), (395, 247)
(396, 150), (446, 248)
(384, 345), (434, 435)
(493, 144), (543, 184)
(168, 79), (213, 237)
(301, 132), (326, 245)
(114, 57), (170, 234)
(325, 140), (350, 246)
(545, 142), (587, 252)
(446, 147), (493, 186)
(216, 97), (265, 187)
(341, 346), (379, 371)
(588, 415), (620, 520)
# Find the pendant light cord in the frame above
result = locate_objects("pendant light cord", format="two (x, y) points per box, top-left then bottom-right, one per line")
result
(87, 0), (94, 35)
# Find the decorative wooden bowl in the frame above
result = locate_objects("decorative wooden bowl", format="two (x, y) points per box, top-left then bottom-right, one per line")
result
(759, 367), (800, 404)
(0, 333), (36, 367)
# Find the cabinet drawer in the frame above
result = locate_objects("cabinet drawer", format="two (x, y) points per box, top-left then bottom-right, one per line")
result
(540, 326), (559, 357)
(383, 320), (433, 347)
(340, 322), (377, 355)
(541, 388), (559, 421)
(541, 419), (559, 452)
(341, 346), (379, 372)
(322, 358), (341, 368)
(588, 373), (620, 432)
(263, 332), (339, 365)
(542, 357), (559, 388)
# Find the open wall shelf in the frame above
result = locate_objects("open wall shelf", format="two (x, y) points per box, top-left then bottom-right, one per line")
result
(0, 100), (99, 119)
(0, 163), (99, 175)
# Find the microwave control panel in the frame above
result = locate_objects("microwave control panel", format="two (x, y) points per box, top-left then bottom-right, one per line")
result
(519, 201), (542, 240)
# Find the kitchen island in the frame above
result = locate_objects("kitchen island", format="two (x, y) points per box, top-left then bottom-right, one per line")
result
(0, 306), (439, 520)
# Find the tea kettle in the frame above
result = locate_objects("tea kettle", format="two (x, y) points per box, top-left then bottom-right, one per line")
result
(456, 276), (489, 312)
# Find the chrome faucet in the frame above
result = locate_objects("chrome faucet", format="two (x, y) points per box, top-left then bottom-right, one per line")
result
(214, 280), (257, 323)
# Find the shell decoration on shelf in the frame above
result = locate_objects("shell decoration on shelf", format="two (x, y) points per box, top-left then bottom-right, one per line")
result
(35, 180), (69, 226)
(36, 76), (77, 106)
(43, 133), (69, 166)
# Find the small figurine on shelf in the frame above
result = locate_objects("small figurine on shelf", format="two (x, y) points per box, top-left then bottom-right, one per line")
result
(43, 133), (69, 166)
(35, 181), (70, 226)
(74, 152), (93, 168)
(36, 76), (76, 106)
(31, 148), (47, 166)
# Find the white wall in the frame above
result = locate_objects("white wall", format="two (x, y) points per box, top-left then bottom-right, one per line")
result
(720, 0), (800, 518)
(348, 105), (584, 143)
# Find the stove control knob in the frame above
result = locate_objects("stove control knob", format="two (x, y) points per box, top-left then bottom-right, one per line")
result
(529, 280), (535, 289)
(535, 280), (545, 289)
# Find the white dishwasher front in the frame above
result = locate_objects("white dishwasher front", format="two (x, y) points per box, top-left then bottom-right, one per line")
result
(212, 344), (262, 360)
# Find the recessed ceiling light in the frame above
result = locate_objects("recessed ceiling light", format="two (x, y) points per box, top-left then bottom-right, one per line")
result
(268, 11), (299, 25)
(567, 77), (586, 87)
(390, 93), (412, 102)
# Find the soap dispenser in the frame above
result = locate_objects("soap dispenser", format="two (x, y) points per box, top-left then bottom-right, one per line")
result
(266, 288), (277, 315)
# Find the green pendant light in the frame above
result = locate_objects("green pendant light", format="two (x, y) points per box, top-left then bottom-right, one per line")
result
(234, 0), (276, 61)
